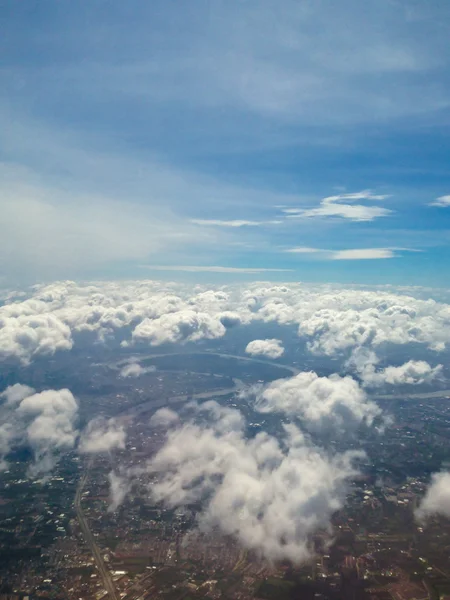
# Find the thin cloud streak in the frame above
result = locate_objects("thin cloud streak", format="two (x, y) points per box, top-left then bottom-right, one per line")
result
(332, 249), (395, 260)
(190, 219), (282, 227)
(429, 195), (450, 207)
(283, 190), (392, 222)
(140, 265), (294, 273)
(284, 247), (326, 254)
(283, 247), (421, 260)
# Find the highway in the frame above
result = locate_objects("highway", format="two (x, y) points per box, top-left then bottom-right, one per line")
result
(74, 460), (120, 600)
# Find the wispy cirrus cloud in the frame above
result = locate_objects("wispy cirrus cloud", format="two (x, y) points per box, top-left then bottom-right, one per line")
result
(1, 1), (449, 284)
(284, 247), (326, 254)
(429, 195), (450, 207)
(331, 248), (395, 260)
(284, 247), (400, 260)
(190, 219), (282, 227)
(283, 191), (392, 222)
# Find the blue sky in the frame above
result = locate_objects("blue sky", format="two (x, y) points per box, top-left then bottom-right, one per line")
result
(1, 0), (450, 286)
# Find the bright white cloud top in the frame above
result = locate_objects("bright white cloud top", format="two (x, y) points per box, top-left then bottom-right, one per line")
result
(2, 280), (450, 365)
(246, 372), (381, 432)
(245, 338), (285, 359)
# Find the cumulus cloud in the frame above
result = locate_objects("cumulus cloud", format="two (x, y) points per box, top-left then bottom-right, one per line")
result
(0, 312), (72, 364)
(2, 280), (450, 367)
(0, 383), (35, 405)
(144, 402), (363, 563)
(279, 288), (450, 355)
(78, 417), (126, 454)
(245, 371), (381, 432)
(131, 310), (227, 346)
(416, 472), (450, 521)
(18, 389), (79, 476)
(149, 408), (180, 428)
(0, 383), (129, 475)
(245, 338), (284, 359)
(0, 280), (245, 362)
(120, 363), (145, 377)
(347, 348), (443, 388)
(119, 362), (156, 378)
(379, 361), (443, 385)
(283, 247), (408, 260)
(0, 385), (80, 476)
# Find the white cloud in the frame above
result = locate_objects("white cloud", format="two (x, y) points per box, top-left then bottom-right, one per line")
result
(190, 219), (282, 227)
(245, 338), (285, 359)
(132, 310), (227, 346)
(331, 248), (395, 260)
(378, 361), (443, 386)
(119, 362), (156, 378)
(284, 247), (325, 254)
(0, 382), (130, 475)
(0, 383), (35, 406)
(285, 191), (392, 222)
(144, 402), (363, 563)
(429, 195), (450, 207)
(14, 388), (79, 477)
(245, 371), (381, 432)
(78, 417), (126, 454)
(416, 472), (450, 521)
(0, 312), (73, 364)
(120, 363), (145, 377)
(283, 247), (412, 260)
(349, 349), (443, 387)
(2, 280), (450, 367)
(150, 408), (180, 428)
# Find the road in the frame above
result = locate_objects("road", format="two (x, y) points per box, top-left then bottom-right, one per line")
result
(75, 460), (120, 600)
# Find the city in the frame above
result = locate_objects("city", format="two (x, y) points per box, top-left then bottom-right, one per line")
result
(2, 350), (450, 600)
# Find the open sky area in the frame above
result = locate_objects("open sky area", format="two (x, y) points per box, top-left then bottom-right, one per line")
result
(1, 0), (450, 286)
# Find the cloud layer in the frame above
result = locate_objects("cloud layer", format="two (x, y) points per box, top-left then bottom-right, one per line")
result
(2, 280), (450, 370)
